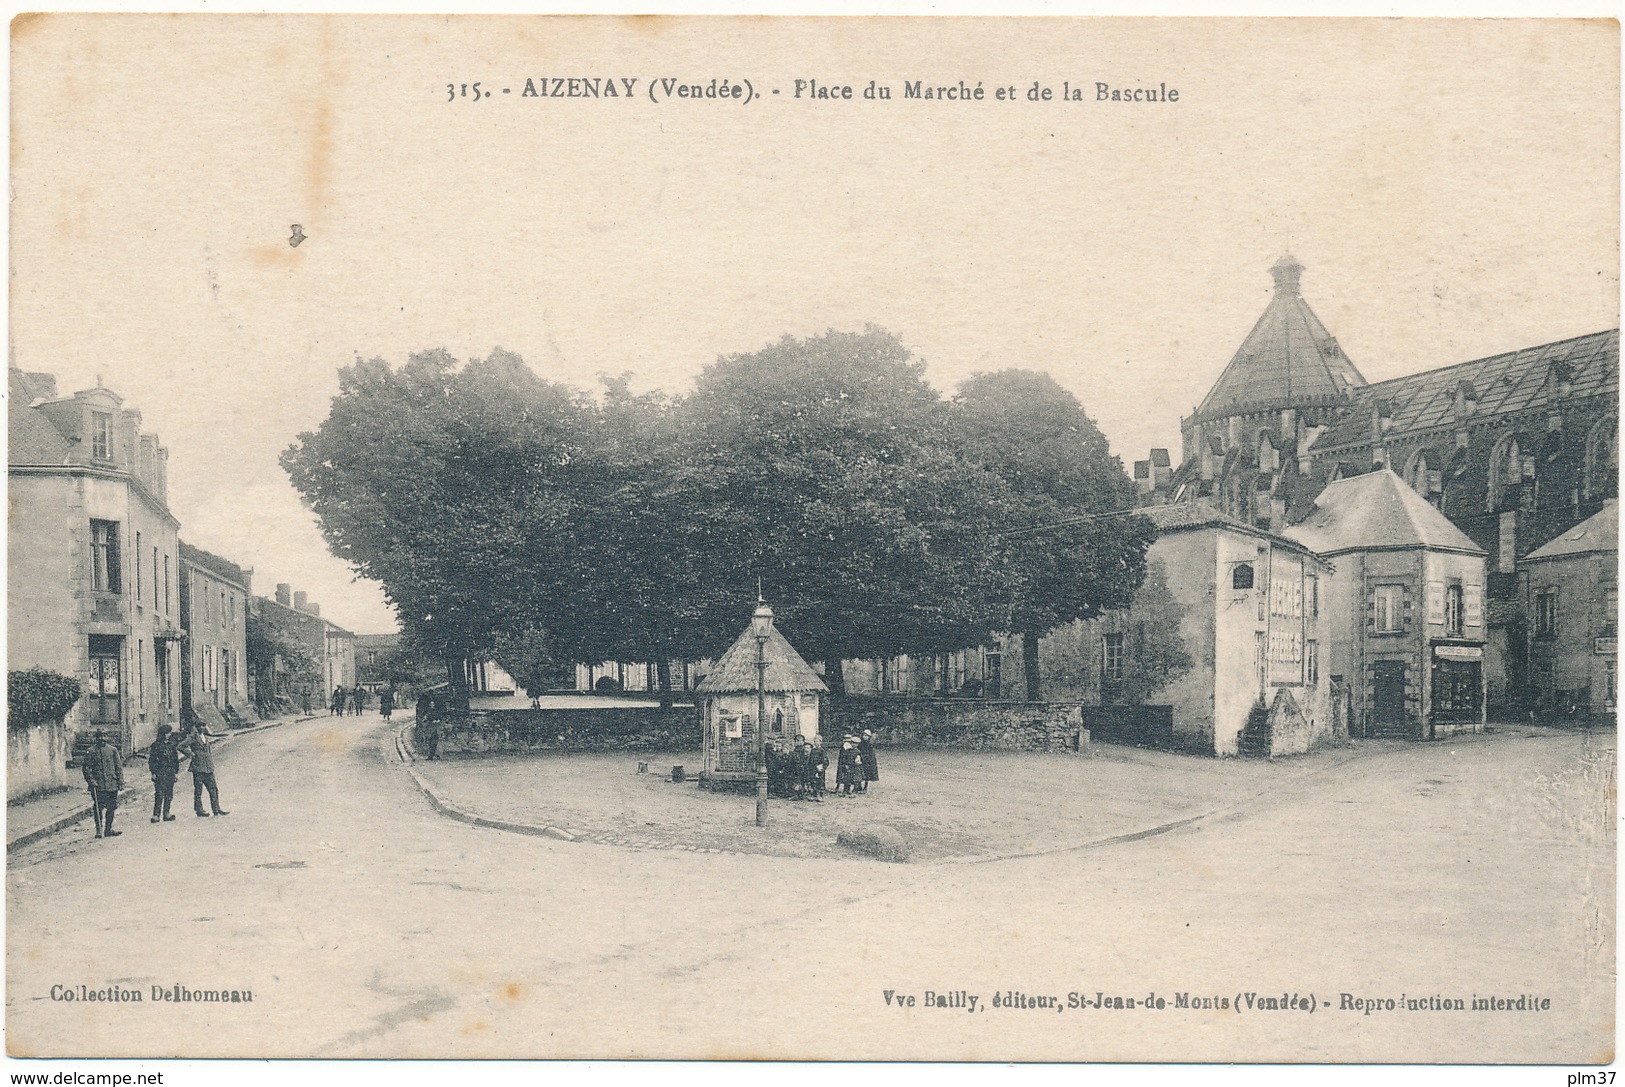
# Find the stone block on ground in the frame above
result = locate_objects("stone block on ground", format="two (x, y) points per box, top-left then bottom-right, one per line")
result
(836, 824), (911, 863)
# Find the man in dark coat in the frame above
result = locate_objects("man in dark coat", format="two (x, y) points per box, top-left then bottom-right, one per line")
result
(836, 736), (862, 796)
(415, 694), (441, 760)
(857, 729), (879, 793)
(350, 685), (366, 715)
(331, 686), (346, 716)
(787, 738), (810, 800)
(81, 731), (124, 838)
(807, 735), (828, 801)
(147, 724), (180, 823)
(178, 725), (229, 817)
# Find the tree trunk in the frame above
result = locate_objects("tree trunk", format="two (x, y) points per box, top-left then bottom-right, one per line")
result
(445, 656), (470, 711)
(1023, 629), (1042, 702)
(823, 658), (846, 696)
(656, 659), (673, 710)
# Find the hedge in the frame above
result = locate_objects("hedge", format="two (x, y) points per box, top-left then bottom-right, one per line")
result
(9, 668), (82, 730)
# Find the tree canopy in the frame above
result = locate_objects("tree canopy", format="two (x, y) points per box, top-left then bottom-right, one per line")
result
(281, 330), (1154, 698)
(951, 370), (1157, 698)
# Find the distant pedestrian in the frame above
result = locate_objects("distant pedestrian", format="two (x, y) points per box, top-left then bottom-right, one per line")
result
(147, 724), (180, 823)
(416, 695), (441, 760)
(331, 686), (345, 716)
(178, 725), (229, 817)
(836, 736), (862, 796)
(81, 731), (124, 839)
(807, 735), (828, 801)
(350, 685), (365, 715)
(379, 687), (395, 721)
(858, 729), (879, 793)
(301, 691), (312, 717)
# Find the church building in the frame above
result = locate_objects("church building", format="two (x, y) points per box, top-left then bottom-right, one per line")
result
(1141, 257), (1618, 720)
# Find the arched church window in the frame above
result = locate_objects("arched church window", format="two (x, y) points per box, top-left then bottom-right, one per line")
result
(1488, 435), (1523, 512)
(1585, 415), (1618, 500)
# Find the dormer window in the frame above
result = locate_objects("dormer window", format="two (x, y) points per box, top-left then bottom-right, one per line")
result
(91, 411), (113, 461)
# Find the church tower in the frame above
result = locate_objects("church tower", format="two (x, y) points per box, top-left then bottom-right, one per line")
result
(1170, 256), (1369, 528)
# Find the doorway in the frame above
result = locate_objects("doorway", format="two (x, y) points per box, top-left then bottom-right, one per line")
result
(1371, 660), (1407, 735)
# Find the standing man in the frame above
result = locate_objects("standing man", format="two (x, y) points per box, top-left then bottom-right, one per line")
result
(178, 725), (230, 818)
(857, 729), (879, 794)
(331, 686), (345, 716)
(415, 694), (441, 760)
(81, 731), (124, 839)
(147, 724), (180, 823)
(350, 684), (365, 716)
(807, 735), (829, 802)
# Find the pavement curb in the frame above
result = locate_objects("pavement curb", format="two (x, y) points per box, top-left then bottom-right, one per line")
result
(392, 723), (577, 843)
(6, 713), (318, 853)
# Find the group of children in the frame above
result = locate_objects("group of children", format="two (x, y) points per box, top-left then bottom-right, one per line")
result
(763, 729), (880, 801)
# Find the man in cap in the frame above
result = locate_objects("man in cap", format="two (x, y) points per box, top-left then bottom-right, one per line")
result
(177, 723), (229, 817)
(81, 731), (125, 838)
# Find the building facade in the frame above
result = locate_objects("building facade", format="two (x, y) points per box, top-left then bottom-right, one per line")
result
(9, 369), (183, 754)
(1144, 258), (1617, 718)
(249, 584), (354, 713)
(1285, 470), (1489, 740)
(179, 542), (252, 729)
(1520, 500), (1618, 717)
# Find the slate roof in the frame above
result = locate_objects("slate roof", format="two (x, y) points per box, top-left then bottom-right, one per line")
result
(696, 624), (828, 694)
(1313, 329), (1618, 452)
(179, 541), (250, 590)
(1525, 499), (1618, 562)
(1192, 256), (1369, 424)
(1139, 502), (1256, 534)
(1283, 468), (1485, 556)
(8, 368), (72, 465)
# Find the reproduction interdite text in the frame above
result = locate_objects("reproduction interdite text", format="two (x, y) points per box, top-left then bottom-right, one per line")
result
(881, 989), (1554, 1016)
(447, 77), (1181, 105)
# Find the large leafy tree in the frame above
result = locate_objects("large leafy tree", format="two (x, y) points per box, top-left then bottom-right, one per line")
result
(952, 370), (1156, 700)
(281, 348), (592, 701)
(668, 328), (1006, 686)
(283, 335), (1153, 706)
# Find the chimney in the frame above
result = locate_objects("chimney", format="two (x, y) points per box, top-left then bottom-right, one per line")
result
(1270, 254), (1304, 296)
(276, 583), (292, 606)
(309, 603), (320, 617)
(294, 590), (309, 612)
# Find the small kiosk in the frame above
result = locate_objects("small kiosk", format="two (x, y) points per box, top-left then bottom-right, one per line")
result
(697, 621), (827, 788)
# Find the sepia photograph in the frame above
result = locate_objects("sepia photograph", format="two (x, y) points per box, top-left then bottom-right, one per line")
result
(4, 10), (1618, 1076)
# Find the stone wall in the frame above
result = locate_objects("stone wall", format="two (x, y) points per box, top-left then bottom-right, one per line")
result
(8, 719), (72, 802)
(827, 697), (1087, 753)
(433, 706), (700, 755)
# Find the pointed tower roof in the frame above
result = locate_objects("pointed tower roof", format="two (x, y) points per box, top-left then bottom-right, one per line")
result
(1283, 468), (1484, 557)
(1191, 256), (1369, 424)
(697, 624), (828, 694)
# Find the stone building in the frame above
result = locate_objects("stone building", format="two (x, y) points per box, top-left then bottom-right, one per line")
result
(1039, 504), (1337, 756)
(1520, 499), (1618, 717)
(179, 542), (252, 730)
(8, 368), (182, 754)
(1146, 257), (1617, 717)
(249, 584), (354, 713)
(1284, 469), (1489, 740)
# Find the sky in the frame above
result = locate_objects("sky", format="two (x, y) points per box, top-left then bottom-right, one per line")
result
(9, 15), (1618, 635)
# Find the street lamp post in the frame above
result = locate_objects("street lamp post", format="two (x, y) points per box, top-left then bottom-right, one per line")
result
(751, 597), (774, 827)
